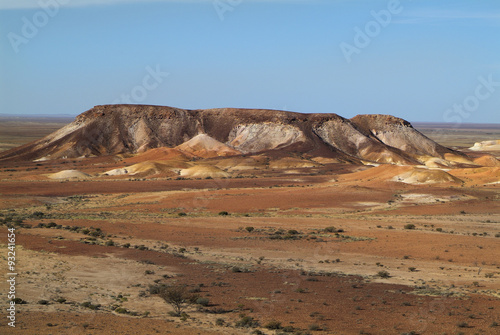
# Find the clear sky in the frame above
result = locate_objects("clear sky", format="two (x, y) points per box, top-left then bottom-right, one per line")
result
(1, 0), (499, 124)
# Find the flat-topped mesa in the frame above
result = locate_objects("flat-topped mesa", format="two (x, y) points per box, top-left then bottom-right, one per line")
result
(0, 104), (468, 166)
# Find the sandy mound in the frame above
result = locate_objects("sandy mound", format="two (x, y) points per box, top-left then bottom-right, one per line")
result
(176, 134), (241, 158)
(443, 153), (475, 165)
(449, 167), (500, 185)
(392, 168), (462, 184)
(104, 161), (187, 177)
(469, 140), (500, 151)
(124, 147), (191, 164)
(422, 157), (454, 168)
(48, 170), (90, 180)
(339, 164), (413, 183)
(269, 157), (321, 169)
(179, 165), (230, 178)
(473, 155), (500, 167)
(213, 156), (268, 171)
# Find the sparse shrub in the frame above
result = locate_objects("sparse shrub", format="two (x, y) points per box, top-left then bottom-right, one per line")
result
(196, 297), (210, 306)
(309, 323), (321, 331)
(288, 229), (299, 235)
(11, 298), (26, 304)
(56, 297), (66, 303)
(148, 283), (166, 295)
(189, 285), (202, 293)
(218, 211), (229, 216)
(404, 224), (416, 230)
(38, 300), (49, 305)
(264, 320), (282, 330)
(387, 225), (394, 229)
(178, 212), (187, 217)
(105, 240), (114, 246)
(32, 211), (45, 218)
(436, 228), (443, 232)
(115, 307), (128, 314)
(245, 226), (255, 233)
(490, 321), (499, 327)
(403, 255), (410, 259)
(81, 301), (100, 310)
(377, 270), (390, 278)
(123, 243), (130, 248)
(457, 321), (468, 328)
(408, 267), (417, 272)
(324, 226), (337, 233)
(235, 315), (259, 328)
(215, 318), (225, 326)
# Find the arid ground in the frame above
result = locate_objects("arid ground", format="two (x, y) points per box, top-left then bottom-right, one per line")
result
(0, 117), (499, 335)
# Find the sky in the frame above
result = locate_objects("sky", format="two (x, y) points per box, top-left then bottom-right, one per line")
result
(0, 0), (499, 124)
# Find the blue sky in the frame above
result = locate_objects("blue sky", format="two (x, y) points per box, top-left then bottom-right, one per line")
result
(0, 0), (499, 124)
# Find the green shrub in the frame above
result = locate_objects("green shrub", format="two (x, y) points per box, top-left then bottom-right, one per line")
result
(235, 315), (258, 328)
(196, 297), (210, 306)
(377, 270), (390, 278)
(81, 301), (100, 310)
(11, 298), (26, 304)
(309, 323), (321, 331)
(264, 320), (282, 330)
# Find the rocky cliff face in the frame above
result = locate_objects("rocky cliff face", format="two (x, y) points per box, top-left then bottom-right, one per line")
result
(0, 104), (465, 165)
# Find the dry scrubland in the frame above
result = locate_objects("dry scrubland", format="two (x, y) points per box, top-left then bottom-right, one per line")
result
(0, 112), (499, 334)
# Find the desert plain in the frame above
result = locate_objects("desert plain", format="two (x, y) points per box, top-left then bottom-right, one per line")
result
(0, 108), (499, 335)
